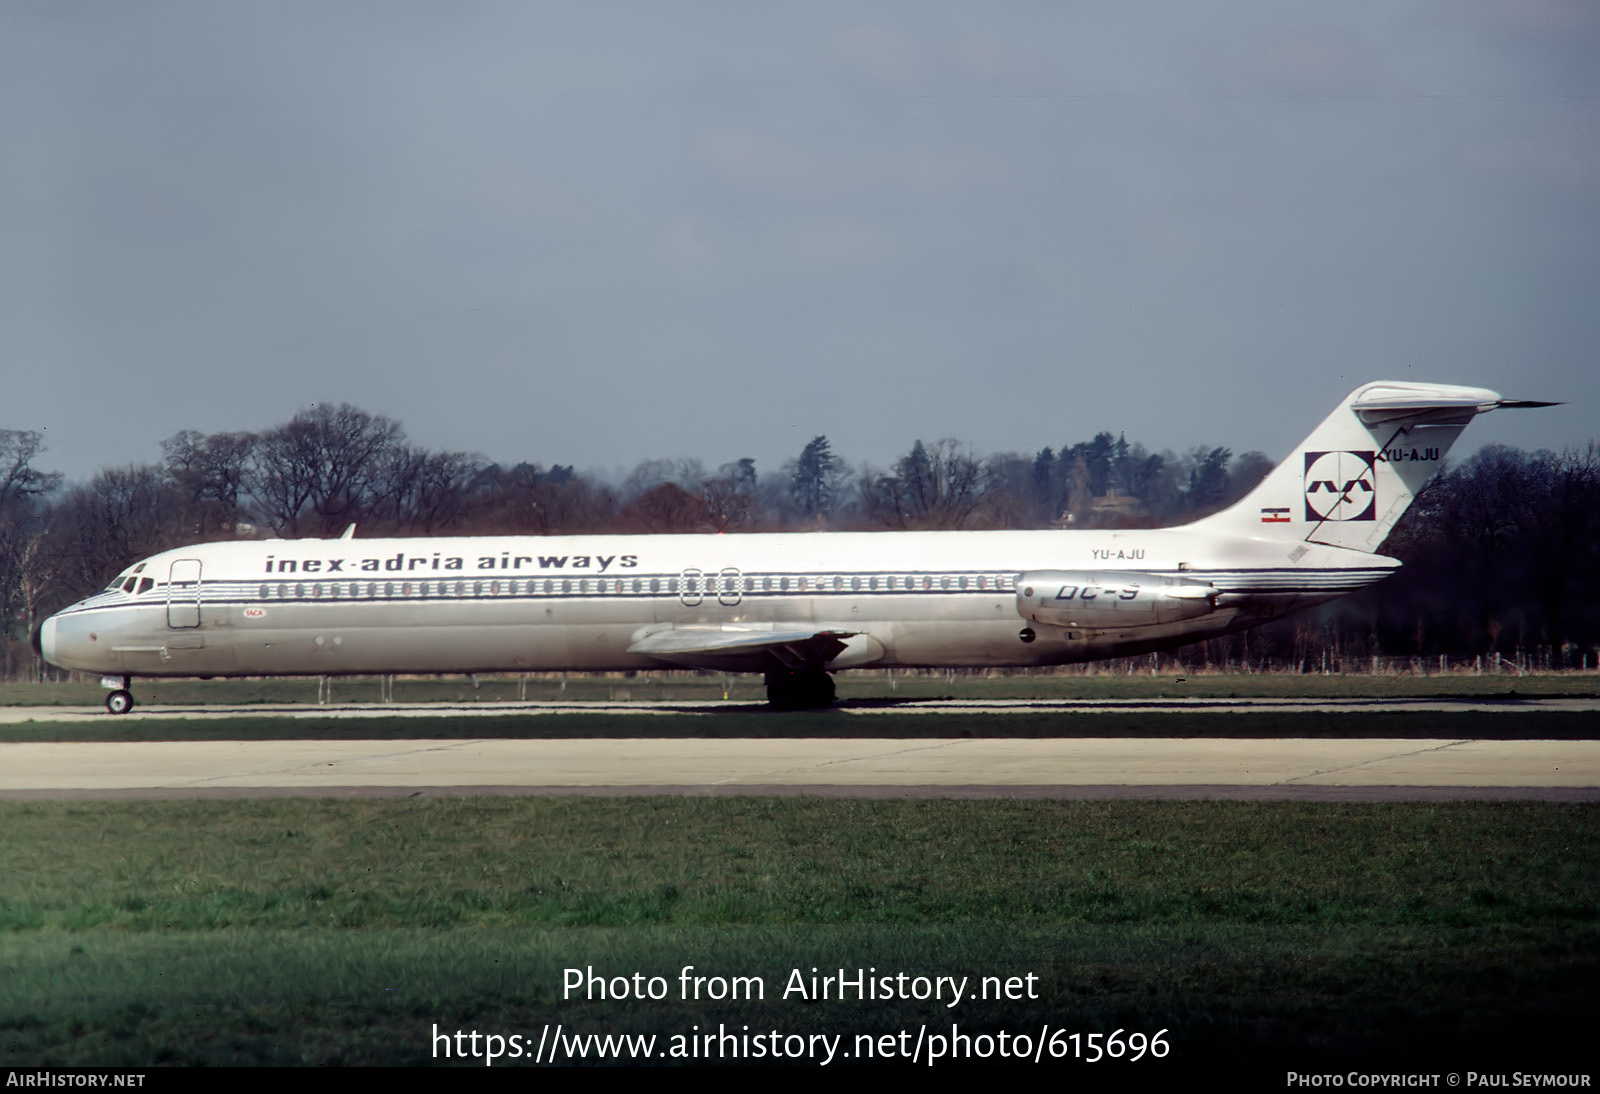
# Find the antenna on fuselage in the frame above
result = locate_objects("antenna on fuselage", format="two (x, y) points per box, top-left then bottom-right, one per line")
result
(340, 524), (356, 540)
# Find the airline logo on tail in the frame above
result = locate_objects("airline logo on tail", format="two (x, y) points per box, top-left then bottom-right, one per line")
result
(1304, 451), (1376, 522)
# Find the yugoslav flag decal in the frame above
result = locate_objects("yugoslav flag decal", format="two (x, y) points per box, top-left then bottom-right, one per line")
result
(1259, 507), (1291, 523)
(1304, 451), (1377, 522)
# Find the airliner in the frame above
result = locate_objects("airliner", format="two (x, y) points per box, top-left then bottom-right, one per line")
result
(35, 381), (1549, 712)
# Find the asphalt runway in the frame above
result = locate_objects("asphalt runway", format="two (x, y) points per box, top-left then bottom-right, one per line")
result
(3, 734), (1596, 801)
(4, 698), (1595, 801)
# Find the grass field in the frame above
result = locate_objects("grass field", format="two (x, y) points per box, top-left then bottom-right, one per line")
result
(4, 670), (1598, 708)
(2, 798), (1595, 1067)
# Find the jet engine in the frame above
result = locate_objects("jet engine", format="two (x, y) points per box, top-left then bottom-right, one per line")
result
(1017, 570), (1219, 628)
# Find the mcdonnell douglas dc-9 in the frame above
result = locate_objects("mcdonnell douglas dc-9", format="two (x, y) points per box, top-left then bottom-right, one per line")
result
(36, 381), (1550, 712)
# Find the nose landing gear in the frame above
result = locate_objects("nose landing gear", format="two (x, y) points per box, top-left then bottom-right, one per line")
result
(103, 676), (134, 715)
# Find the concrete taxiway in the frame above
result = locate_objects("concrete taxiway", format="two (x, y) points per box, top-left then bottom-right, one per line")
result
(2, 736), (1596, 801)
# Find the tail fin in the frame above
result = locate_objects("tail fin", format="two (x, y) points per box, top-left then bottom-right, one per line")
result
(1192, 381), (1522, 552)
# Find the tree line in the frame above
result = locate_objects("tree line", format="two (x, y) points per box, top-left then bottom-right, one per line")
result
(2, 405), (1597, 678)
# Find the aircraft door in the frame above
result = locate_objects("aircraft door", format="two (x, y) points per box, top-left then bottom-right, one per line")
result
(679, 568), (703, 607)
(718, 567), (742, 606)
(167, 559), (202, 628)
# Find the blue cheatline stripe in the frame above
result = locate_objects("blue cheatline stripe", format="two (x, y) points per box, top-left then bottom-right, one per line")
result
(55, 563), (1395, 617)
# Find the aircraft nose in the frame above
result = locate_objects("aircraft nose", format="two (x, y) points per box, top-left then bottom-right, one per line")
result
(32, 615), (56, 665)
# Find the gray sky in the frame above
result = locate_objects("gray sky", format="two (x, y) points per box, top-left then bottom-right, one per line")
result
(4, 0), (1597, 485)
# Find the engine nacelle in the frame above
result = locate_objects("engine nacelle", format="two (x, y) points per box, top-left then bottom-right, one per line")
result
(1017, 570), (1218, 629)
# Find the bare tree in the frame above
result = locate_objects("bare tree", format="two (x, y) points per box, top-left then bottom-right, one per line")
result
(476, 463), (615, 535)
(700, 475), (754, 533)
(0, 430), (62, 674)
(865, 439), (989, 529)
(247, 404), (406, 537)
(371, 446), (485, 535)
(617, 482), (708, 533)
(46, 465), (185, 600)
(161, 429), (256, 537)
(0, 430), (60, 512)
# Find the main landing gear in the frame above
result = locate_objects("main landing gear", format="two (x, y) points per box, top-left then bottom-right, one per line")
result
(104, 675), (135, 715)
(764, 669), (836, 710)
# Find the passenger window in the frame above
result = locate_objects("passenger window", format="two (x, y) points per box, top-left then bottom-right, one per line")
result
(852, 576), (862, 591)
(260, 584), (269, 598)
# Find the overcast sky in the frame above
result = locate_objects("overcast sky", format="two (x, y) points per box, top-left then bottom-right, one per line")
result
(4, 1), (1597, 485)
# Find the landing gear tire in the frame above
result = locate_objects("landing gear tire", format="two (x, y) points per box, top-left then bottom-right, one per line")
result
(764, 669), (836, 710)
(105, 690), (135, 716)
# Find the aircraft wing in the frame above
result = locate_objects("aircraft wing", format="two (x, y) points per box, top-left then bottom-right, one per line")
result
(626, 624), (862, 670)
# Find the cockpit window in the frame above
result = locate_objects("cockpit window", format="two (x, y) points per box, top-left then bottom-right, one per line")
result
(122, 577), (138, 593)
(137, 578), (154, 594)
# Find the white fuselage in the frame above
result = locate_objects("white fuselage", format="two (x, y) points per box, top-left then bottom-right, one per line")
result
(37, 527), (1396, 679)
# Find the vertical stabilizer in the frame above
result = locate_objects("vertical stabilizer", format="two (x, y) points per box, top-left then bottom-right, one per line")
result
(1191, 381), (1508, 553)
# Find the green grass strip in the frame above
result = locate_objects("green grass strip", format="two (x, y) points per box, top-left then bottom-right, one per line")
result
(3, 710), (1596, 741)
(3, 799), (1594, 1066)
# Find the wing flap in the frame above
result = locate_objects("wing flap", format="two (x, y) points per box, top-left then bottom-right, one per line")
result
(626, 624), (863, 670)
